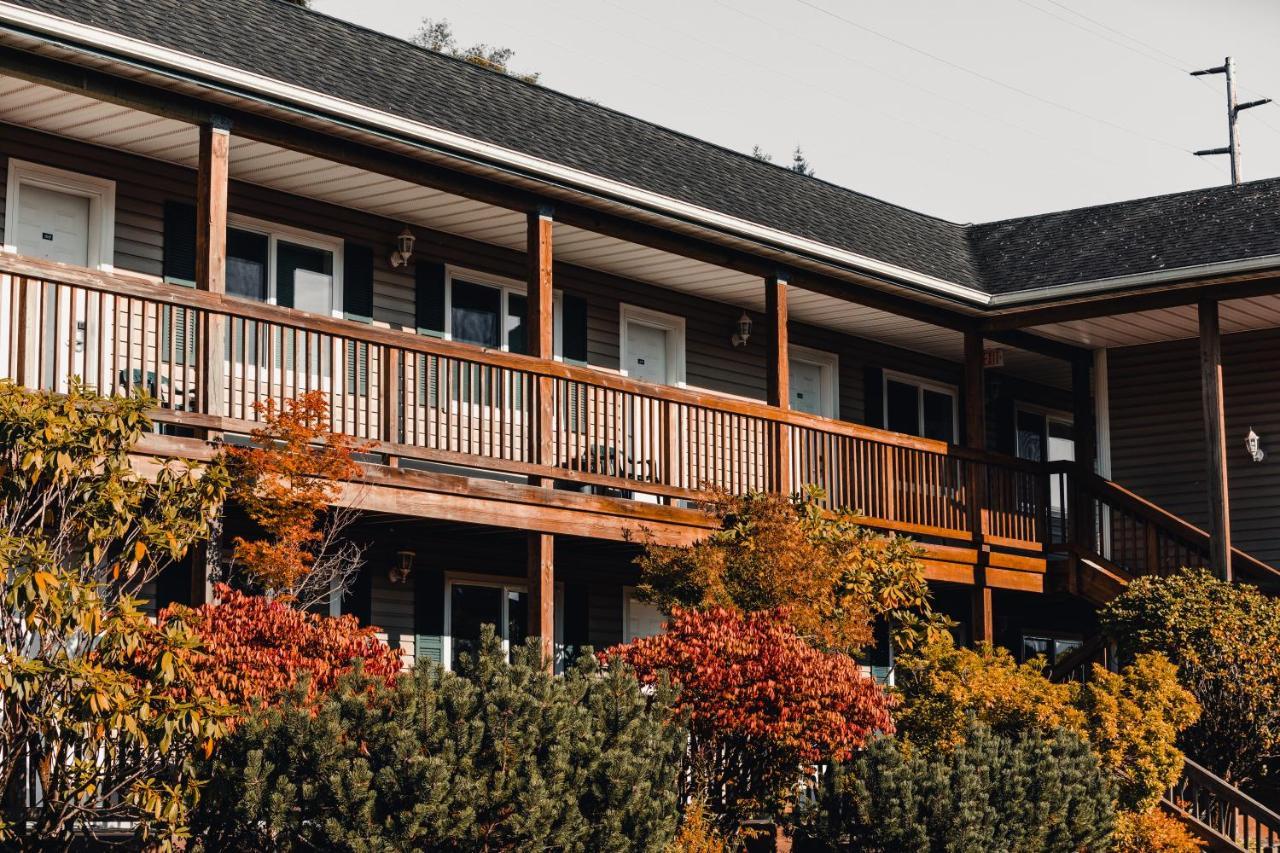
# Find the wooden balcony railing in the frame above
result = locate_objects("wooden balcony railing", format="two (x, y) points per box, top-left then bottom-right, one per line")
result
(0, 255), (1049, 551)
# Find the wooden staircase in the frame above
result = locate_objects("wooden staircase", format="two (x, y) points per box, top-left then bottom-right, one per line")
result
(1045, 462), (1280, 603)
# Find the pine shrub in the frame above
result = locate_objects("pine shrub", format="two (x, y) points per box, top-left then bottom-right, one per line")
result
(798, 720), (1116, 852)
(190, 628), (685, 851)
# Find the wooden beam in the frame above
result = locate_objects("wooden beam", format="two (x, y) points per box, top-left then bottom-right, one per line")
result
(985, 329), (1088, 363)
(195, 120), (230, 421)
(971, 580), (994, 646)
(1199, 299), (1233, 581)
(1072, 356), (1096, 473)
(765, 274), (792, 495)
(528, 532), (555, 671)
(527, 206), (554, 484)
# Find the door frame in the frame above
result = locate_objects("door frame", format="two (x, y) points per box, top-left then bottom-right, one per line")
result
(619, 303), (686, 387)
(3, 158), (116, 270)
(441, 572), (564, 671)
(788, 344), (839, 418)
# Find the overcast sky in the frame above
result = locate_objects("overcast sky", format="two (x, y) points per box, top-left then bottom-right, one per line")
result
(312, 0), (1280, 224)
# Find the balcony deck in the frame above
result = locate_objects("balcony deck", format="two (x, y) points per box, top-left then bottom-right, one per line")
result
(0, 253), (1055, 590)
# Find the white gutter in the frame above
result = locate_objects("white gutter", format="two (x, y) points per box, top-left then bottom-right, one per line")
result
(0, 1), (993, 305)
(987, 252), (1280, 308)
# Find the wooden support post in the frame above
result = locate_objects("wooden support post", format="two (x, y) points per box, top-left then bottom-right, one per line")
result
(971, 564), (994, 646)
(527, 205), (554, 484)
(1069, 355), (1094, 549)
(765, 273), (792, 495)
(14, 276), (39, 389)
(527, 532), (555, 672)
(196, 119), (230, 421)
(380, 346), (401, 464)
(963, 329), (986, 451)
(1199, 298), (1233, 581)
(963, 329), (992, 642)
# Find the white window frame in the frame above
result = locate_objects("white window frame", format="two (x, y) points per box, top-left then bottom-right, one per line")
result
(619, 303), (686, 387)
(3, 158), (116, 271)
(622, 586), (667, 643)
(227, 213), (344, 317)
(788, 344), (839, 419)
(883, 370), (959, 442)
(442, 265), (564, 357)
(1013, 403), (1075, 461)
(441, 572), (564, 672)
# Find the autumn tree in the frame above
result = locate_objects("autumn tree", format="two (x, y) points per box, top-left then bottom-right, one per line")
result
(227, 391), (365, 609)
(0, 382), (231, 846)
(412, 18), (540, 83)
(1101, 567), (1280, 785)
(159, 583), (402, 715)
(607, 607), (894, 836)
(636, 490), (948, 657)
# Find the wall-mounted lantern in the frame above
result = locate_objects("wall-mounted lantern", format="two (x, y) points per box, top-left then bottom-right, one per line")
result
(389, 549), (415, 584)
(1246, 427), (1266, 462)
(389, 226), (416, 268)
(730, 311), (752, 347)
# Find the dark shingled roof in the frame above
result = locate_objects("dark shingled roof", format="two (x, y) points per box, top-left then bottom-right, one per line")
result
(10, 0), (1280, 298)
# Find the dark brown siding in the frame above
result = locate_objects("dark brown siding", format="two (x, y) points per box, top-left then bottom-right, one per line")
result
(0, 123), (1069, 440)
(1109, 328), (1280, 567)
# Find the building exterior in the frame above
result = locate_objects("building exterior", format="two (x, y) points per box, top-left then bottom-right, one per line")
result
(2, 0), (1280, 681)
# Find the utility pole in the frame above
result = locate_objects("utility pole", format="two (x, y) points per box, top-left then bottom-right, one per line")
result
(1191, 56), (1272, 185)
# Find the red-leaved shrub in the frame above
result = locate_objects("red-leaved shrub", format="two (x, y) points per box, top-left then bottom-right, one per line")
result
(606, 607), (894, 832)
(160, 584), (402, 713)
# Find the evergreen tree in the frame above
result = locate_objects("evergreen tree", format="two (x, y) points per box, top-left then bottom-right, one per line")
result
(191, 629), (684, 851)
(799, 720), (1115, 853)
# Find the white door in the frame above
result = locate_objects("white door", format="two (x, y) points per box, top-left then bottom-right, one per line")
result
(16, 185), (92, 391)
(624, 588), (666, 641)
(625, 321), (668, 384)
(789, 358), (826, 416)
(15, 184), (90, 265)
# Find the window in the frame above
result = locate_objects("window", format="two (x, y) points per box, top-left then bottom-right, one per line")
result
(442, 267), (561, 355)
(225, 215), (343, 316)
(884, 372), (957, 442)
(1021, 633), (1083, 665)
(445, 579), (528, 669)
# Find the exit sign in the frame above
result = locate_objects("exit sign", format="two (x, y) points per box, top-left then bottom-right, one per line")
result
(983, 348), (1005, 368)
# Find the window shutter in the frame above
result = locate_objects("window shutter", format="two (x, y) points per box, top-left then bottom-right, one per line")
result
(863, 365), (884, 428)
(415, 261), (446, 336)
(162, 201), (197, 284)
(343, 241), (375, 323)
(562, 293), (588, 363)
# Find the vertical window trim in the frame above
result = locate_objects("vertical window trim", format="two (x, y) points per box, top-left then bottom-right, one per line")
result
(442, 265), (563, 357)
(226, 213), (344, 317)
(882, 369), (959, 442)
(788, 344), (839, 418)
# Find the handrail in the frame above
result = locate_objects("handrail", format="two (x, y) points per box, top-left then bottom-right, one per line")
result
(1169, 758), (1280, 851)
(0, 253), (1041, 473)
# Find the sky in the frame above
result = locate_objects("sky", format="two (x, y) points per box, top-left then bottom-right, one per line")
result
(311, 0), (1280, 224)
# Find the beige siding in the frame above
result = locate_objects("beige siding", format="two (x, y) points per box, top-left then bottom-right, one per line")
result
(369, 569), (416, 669)
(1109, 328), (1280, 567)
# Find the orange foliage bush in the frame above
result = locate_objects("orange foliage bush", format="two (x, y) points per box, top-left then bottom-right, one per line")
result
(228, 391), (363, 595)
(160, 584), (402, 713)
(607, 607), (894, 831)
(1112, 808), (1203, 853)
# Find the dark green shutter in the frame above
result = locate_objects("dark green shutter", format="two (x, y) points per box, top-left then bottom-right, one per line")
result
(415, 261), (446, 336)
(343, 242), (375, 323)
(414, 567), (445, 665)
(162, 201), (197, 283)
(863, 365), (884, 428)
(562, 293), (588, 363)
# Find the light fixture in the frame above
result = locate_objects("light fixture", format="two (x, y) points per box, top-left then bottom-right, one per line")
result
(731, 311), (752, 347)
(389, 226), (416, 268)
(1246, 427), (1265, 463)
(389, 549), (415, 584)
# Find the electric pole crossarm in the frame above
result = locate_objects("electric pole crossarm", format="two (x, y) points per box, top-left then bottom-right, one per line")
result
(1189, 56), (1272, 186)
(1237, 98), (1273, 113)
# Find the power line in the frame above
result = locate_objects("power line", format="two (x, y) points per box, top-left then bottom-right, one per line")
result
(790, 0), (1228, 169)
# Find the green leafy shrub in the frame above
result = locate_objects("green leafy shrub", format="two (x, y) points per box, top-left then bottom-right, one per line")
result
(799, 720), (1116, 852)
(1101, 567), (1280, 784)
(191, 628), (685, 851)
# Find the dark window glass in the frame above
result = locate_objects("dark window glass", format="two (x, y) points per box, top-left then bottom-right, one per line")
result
(506, 293), (527, 354)
(1022, 635), (1051, 662)
(226, 228), (268, 301)
(922, 389), (955, 442)
(1054, 638), (1083, 664)
(1016, 409), (1046, 461)
(452, 280), (501, 347)
(277, 240), (333, 313)
(450, 584), (503, 667)
(506, 590), (528, 661)
(885, 380), (919, 436)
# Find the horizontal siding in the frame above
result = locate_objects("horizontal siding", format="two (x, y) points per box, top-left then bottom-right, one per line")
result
(0, 123), (1069, 444)
(369, 570), (416, 668)
(1109, 328), (1280, 566)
